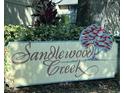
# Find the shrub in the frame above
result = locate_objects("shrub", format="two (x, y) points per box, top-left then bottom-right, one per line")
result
(4, 25), (27, 45)
(31, 0), (60, 26)
(4, 24), (83, 45)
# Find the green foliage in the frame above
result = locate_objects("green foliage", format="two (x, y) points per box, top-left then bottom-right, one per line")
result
(4, 24), (83, 45)
(60, 15), (70, 25)
(4, 25), (27, 45)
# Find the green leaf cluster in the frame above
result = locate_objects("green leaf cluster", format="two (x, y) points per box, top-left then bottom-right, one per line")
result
(4, 24), (83, 45)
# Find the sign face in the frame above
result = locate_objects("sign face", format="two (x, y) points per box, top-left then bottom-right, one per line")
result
(6, 41), (118, 87)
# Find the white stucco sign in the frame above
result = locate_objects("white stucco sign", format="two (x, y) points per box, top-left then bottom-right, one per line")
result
(6, 41), (118, 87)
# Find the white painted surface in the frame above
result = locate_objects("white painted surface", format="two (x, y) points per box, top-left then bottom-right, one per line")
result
(52, 0), (78, 5)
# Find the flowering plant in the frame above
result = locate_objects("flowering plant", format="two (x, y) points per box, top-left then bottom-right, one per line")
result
(80, 24), (113, 60)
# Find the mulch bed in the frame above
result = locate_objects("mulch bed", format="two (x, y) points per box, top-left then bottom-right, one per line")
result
(4, 74), (119, 93)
